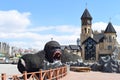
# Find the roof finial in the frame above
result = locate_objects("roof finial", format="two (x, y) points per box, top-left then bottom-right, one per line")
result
(86, 2), (87, 9)
(109, 17), (111, 22)
(51, 38), (53, 41)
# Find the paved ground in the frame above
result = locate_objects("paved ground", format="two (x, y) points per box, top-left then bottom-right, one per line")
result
(62, 71), (120, 80)
(0, 64), (20, 75)
(1, 64), (120, 80)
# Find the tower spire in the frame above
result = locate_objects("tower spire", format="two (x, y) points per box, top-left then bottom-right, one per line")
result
(86, 2), (87, 9)
(80, 8), (93, 44)
(109, 17), (111, 22)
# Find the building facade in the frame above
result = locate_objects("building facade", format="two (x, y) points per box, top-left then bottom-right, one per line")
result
(0, 42), (10, 55)
(80, 8), (118, 61)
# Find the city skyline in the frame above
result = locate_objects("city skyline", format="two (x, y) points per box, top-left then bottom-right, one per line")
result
(0, 0), (120, 49)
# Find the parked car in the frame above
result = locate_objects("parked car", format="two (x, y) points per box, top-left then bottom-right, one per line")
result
(0, 53), (9, 64)
(10, 57), (19, 64)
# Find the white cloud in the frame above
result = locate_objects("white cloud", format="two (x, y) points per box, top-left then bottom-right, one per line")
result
(92, 22), (107, 32)
(55, 25), (80, 33)
(0, 10), (31, 32)
(27, 25), (80, 35)
(8, 34), (80, 50)
(27, 26), (55, 32)
(0, 10), (120, 50)
(113, 25), (120, 43)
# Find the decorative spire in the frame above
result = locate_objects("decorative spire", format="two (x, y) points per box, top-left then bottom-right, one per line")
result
(81, 8), (92, 20)
(104, 22), (116, 33)
(109, 17), (111, 22)
(51, 38), (53, 41)
(85, 2), (87, 9)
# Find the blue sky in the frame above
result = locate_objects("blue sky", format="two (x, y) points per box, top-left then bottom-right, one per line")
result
(0, 0), (120, 49)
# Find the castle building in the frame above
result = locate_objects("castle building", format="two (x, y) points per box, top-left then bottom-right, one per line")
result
(80, 8), (118, 61)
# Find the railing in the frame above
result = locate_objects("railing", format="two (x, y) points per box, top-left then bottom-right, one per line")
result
(0, 66), (67, 80)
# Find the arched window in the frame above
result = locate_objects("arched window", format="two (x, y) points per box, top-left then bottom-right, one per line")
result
(109, 36), (112, 42)
(85, 28), (87, 33)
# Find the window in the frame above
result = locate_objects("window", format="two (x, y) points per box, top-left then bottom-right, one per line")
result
(84, 38), (96, 60)
(109, 36), (112, 42)
(85, 28), (87, 33)
(108, 45), (112, 50)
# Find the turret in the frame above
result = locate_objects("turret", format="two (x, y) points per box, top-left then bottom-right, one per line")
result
(80, 8), (93, 44)
(104, 22), (117, 50)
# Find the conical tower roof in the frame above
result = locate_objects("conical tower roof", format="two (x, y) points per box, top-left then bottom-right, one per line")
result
(104, 22), (116, 33)
(81, 8), (92, 19)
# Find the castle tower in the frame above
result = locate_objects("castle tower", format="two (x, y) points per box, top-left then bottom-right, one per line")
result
(80, 8), (93, 44)
(104, 22), (117, 50)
